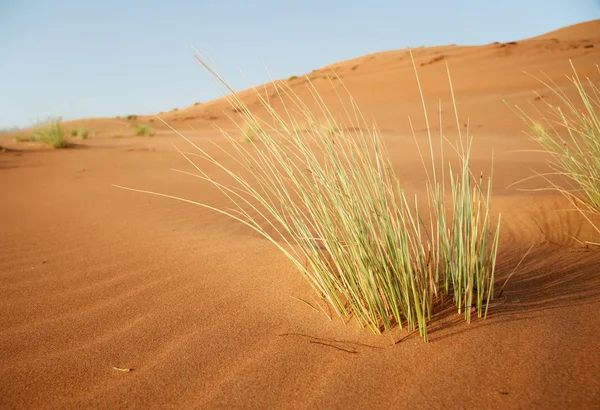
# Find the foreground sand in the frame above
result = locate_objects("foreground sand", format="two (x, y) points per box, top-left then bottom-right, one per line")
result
(1, 20), (600, 409)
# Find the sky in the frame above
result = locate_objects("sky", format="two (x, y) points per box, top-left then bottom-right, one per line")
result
(0, 0), (599, 129)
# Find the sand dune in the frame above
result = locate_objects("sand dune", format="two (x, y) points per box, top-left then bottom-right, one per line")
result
(1, 20), (600, 408)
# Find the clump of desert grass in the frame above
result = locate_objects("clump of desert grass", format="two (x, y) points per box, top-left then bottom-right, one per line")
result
(238, 121), (262, 143)
(134, 124), (154, 136)
(511, 61), (600, 242)
(115, 52), (500, 341)
(13, 134), (33, 143)
(24, 118), (70, 148)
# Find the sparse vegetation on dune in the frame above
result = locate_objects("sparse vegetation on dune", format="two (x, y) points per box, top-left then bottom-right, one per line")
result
(12, 121), (89, 146)
(512, 62), (600, 243)
(134, 124), (154, 136)
(238, 121), (261, 143)
(13, 134), (33, 143)
(126, 115), (138, 120)
(116, 53), (501, 341)
(32, 119), (70, 148)
(13, 118), (71, 148)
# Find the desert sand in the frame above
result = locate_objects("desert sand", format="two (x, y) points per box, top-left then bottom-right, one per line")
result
(1, 20), (600, 409)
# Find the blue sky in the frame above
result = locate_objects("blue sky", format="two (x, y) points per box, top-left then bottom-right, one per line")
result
(1, 0), (598, 129)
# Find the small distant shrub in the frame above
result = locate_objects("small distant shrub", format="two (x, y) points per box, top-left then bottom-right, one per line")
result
(171, 108), (178, 112)
(134, 124), (154, 136)
(30, 119), (69, 148)
(13, 134), (30, 142)
(126, 115), (138, 120)
(506, 41), (518, 45)
(194, 102), (201, 106)
(80, 129), (89, 140)
(288, 75), (298, 81)
(70, 129), (78, 137)
(239, 121), (261, 143)
(149, 118), (154, 122)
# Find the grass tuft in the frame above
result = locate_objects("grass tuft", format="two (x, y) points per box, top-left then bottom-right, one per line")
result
(511, 61), (600, 240)
(134, 124), (154, 136)
(116, 52), (500, 341)
(239, 121), (262, 143)
(80, 129), (89, 140)
(13, 134), (33, 142)
(30, 118), (70, 148)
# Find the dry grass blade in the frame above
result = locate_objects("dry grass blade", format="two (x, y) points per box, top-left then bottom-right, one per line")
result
(510, 61), (600, 240)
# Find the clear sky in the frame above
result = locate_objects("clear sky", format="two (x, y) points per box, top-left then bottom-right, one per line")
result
(1, 0), (598, 129)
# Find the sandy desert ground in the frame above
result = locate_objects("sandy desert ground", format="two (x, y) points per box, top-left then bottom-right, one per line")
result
(1, 20), (600, 409)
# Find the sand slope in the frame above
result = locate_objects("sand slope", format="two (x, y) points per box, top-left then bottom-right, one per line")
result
(1, 20), (600, 409)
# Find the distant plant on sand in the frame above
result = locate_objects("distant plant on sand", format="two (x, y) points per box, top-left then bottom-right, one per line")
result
(116, 53), (501, 341)
(30, 118), (70, 148)
(126, 115), (138, 120)
(512, 62), (600, 243)
(238, 121), (262, 143)
(13, 134), (33, 142)
(134, 124), (154, 136)
(70, 129), (78, 137)
(80, 129), (89, 140)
